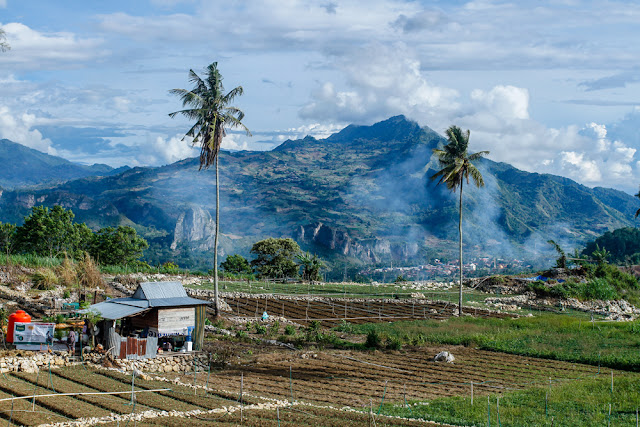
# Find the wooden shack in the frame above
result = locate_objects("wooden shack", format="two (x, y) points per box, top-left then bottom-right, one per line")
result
(84, 281), (209, 359)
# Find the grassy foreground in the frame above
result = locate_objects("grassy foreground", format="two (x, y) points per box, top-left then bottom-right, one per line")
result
(352, 313), (640, 371)
(378, 373), (640, 426)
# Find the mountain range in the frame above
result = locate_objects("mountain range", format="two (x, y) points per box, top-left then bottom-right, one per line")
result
(0, 116), (637, 271)
(0, 139), (128, 189)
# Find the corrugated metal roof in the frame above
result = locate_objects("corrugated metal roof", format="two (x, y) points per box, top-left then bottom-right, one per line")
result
(133, 281), (188, 300)
(83, 282), (209, 319)
(110, 298), (149, 308)
(84, 301), (148, 320)
(148, 297), (210, 307)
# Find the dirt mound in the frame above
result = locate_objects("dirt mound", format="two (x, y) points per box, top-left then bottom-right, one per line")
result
(471, 275), (527, 294)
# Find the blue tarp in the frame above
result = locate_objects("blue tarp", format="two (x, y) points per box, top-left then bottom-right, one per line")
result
(523, 275), (565, 283)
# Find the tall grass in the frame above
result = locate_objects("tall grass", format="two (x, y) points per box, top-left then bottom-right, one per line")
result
(379, 373), (640, 426)
(0, 253), (62, 268)
(353, 314), (640, 371)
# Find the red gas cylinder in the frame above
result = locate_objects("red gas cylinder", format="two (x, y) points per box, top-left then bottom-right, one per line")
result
(7, 310), (31, 343)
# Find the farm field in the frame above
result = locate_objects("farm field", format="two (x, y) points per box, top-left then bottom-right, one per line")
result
(222, 294), (513, 327)
(0, 345), (618, 426)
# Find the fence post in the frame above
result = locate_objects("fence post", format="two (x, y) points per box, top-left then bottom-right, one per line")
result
(471, 381), (473, 406)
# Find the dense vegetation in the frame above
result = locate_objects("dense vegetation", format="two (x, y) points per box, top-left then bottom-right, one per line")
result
(526, 262), (640, 305)
(583, 227), (640, 264)
(0, 205), (148, 265)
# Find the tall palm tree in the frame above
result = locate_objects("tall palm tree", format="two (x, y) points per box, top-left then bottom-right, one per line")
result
(169, 62), (250, 317)
(431, 126), (489, 316)
(0, 27), (10, 52)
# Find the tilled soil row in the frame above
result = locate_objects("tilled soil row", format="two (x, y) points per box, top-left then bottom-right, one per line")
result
(179, 347), (608, 408)
(223, 295), (510, 326)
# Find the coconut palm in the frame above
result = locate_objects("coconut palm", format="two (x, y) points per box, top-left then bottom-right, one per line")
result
(169, 62), (250, 317)
(431, 126), (489, 316)
(0, 27), (9, 52)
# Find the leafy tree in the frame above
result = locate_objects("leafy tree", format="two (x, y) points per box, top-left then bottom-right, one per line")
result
(431, 126), (489, 316)
(250, 238), (301, 279)
(220, 254), (252, 275)
(583, 227), (640, 264)
(635, 185), (640, 218)
(547, 239), (567, 269)
(297, 251), (324, 281)
(89, 226), (148, 266)
(169, 62), (250, 317)
(0, 222), (16, 256)
(0, 27), (9, 52)
(15, 206), (92, 258)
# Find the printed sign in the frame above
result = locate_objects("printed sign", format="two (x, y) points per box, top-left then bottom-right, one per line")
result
(14, 322), (55, 345)
(157, 308), (195, 336)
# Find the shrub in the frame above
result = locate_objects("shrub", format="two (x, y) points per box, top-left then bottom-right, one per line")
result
(269, 320), (280, 335)
(582, 278), (618, 300)
(254, 323), (267, 335)
(385, 336), (403, 350)
(284, 324), (296, 335)
(160, 261), (180, 274)
(365, 330), (382, 349)
(32, 268), (59, 290)
(334, 319), (356, 333)
(62, 290), (71, 299)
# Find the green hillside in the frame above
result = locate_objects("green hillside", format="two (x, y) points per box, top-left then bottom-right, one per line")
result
(0, 116), (636, 269)
(0, 139), (126, 189)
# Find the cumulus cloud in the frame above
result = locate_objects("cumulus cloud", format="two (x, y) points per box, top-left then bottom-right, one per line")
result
(0, 106), (56, 154)
(300, 43), (458, 124)
(0, 23), (107, 69)
(136, 134), (199, 166)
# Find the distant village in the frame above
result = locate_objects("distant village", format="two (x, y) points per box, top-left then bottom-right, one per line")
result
(361, 257), (539, 281)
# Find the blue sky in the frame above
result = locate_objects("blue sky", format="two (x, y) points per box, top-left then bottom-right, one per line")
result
(1, 0), (640, 193)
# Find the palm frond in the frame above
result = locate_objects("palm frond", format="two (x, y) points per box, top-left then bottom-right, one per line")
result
(169, 62), (250, 169)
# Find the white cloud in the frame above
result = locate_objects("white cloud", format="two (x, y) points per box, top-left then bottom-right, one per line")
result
(560, 151), (602, 183)
(0, 23), (107, 69)
(137, 134), (198, 166)
(0, 105), (56, 154)
(301, 43), (459, 124)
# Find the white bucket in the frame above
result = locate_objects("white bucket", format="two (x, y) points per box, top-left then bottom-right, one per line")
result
(185, 341), (193, 352)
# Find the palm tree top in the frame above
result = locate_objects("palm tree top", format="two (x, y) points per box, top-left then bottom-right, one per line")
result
(431, 126), (489, 191)
(169, 62), (250, 170)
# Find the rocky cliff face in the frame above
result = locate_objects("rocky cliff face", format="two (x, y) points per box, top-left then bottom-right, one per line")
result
(295, 222), (420, 263)
(171, 207), (216, 250)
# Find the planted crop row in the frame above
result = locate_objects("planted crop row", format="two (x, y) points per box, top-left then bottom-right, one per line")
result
(98, 369), (265, 408)
(0, 384), (61, 426)
(54, 367), (202, 413)
(0, 374), (109, 420)
(14, 370), (146, 416)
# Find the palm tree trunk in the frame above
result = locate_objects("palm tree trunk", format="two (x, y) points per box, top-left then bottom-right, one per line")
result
(458, 180), (463, 317)
(213, 155), (220, 318)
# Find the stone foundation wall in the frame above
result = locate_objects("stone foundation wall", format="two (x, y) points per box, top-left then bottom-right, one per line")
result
(83, 352), (209, 373)
(0, 353), (72, 373)
(0, 352), (208, 374)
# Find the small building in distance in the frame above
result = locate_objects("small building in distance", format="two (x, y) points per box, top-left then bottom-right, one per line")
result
(84, 281), (209, 359)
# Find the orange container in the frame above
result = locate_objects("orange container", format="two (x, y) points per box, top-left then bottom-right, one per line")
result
(7, 310), (31, 343)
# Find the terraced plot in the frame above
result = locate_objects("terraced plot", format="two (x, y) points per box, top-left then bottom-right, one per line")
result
(223, 295), (512, 326)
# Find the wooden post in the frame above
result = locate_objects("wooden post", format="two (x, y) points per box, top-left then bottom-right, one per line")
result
(471, 381), (473, 406)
